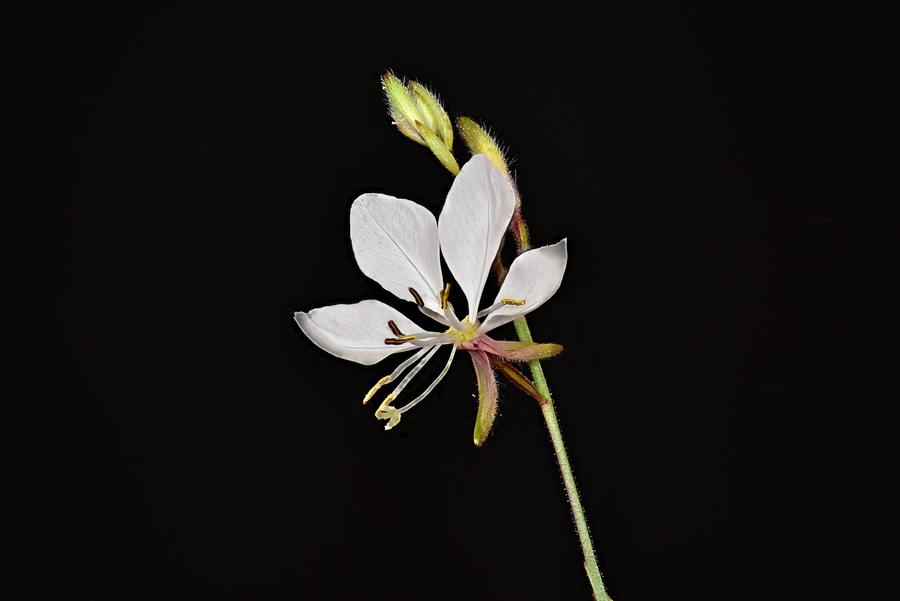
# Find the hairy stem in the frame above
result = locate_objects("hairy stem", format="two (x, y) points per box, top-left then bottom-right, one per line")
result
(513, 315), (611, 601)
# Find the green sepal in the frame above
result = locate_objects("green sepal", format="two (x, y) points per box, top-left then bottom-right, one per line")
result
(494, 341), (563, 362)
(417, 120), (460, 176)
(470, 351), (498, 447)
(411, 89), (437, 132)
(489, 355), (549, 406)
(409, 81), (453, 152)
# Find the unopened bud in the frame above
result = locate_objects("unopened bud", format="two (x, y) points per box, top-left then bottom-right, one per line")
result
(456, 117), (510, 181)
(382, 73), (459, 175)
(382, 73), (427, 146)
(456, 117), (528, 250)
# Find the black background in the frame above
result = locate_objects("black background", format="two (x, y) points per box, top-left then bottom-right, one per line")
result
(4, 6), (894, 600)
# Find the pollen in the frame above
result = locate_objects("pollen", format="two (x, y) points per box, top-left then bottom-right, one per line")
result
(363, 375), (391, 405)
(408, 287), (424, 307)
(501, 298), (525, 306)
(385, 335), (417, 345)
(440, 283), (452, 310)
(387, 320), (404, 336)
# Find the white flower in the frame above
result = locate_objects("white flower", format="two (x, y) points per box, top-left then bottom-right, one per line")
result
(295, 155), (567, 445)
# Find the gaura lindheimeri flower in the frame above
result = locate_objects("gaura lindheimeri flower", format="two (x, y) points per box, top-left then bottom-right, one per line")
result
(295, 155), (567, 445)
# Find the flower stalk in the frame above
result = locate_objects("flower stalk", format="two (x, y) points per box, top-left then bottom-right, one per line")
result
(514, 315), (611, 601)
(380, 74), (612, 600)
(458, 107), (611, 601)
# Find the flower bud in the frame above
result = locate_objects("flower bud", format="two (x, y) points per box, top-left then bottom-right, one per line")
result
(456, 117), (529, 251)
(382, 73), (459, 175)
(382, 73), (427, 145)
(456, 116), (510, 181)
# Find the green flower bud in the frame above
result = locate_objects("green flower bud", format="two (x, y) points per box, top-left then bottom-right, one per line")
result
(456, 117), (510, 181)
(382, 73), (458, 174)
(382, 73), (427, 146)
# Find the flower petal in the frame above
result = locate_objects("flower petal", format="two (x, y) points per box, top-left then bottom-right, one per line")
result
(350, 193), (444, 312)
(294, 300), (426, 365)
(470, 349), (499, 446)
(479, 239), (567, 334)
(438, 154), (516, 320)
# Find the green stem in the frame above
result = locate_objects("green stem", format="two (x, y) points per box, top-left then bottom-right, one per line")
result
(513, 315), (611, 601)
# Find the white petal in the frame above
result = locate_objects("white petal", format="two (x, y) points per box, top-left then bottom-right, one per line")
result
(350, 194), (444, 312)
(479, 239), (567, 334)
(294, 300), (427, 365)
(438, 155), (516, 320)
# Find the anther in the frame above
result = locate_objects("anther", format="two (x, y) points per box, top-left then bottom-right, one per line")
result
(363, 375), (391, 405)
(387, 320), (404, 336)
(440, 283), (451, 310)
(501, 298), (525, 306)
(408, 287), (424, 307)
(384, 335), (417, 345)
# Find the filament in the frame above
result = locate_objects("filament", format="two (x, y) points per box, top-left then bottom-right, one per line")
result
(387, 346), (431, 381)
(398, 344), (458, 413)
(476, 298), (526, 318)
(390, 343), (443, 401)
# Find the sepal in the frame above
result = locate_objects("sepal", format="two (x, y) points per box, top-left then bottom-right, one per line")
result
(489, 355), (549, 406)
(408, 81), (453, 151)
(418, 120), (460, 175)
(470, 349), (499, 446)
(493, 340), (563, 362)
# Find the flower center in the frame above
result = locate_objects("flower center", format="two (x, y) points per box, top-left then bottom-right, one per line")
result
(445, 317), (480, 343)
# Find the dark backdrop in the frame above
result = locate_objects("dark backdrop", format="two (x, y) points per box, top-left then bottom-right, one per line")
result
(4, 6), (894, 600)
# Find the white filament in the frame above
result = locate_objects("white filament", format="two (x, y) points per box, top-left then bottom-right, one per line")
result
(389, 343), (443, 401)
(398, 344), (458, 413)
(387, 346), (431, 381)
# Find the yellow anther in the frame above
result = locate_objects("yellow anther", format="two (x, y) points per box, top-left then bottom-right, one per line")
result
(387, 320), (404, 336)
(440, 283), (451, 310)
(384, 335), (417, 345)
(408, 287), (424, 307)
(501, 298), (525, 306)
(363, 375), (391, 405)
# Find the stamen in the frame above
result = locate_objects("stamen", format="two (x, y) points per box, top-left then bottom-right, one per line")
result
(408, 287), (424, 307)
(365, 346), (432, 407)
(476, 301), (504, 318)
(440, 283), (451, 310)
(384, 335), (417, 345)
(387, 320), (404, 336)
(363, 375), (391, 405)
(477, 298), (526, 318)
(397, 344), (458, 413)
(388, 346), (431, 380)
(418, 304), (452, 327)
(407, 331), (446, 341)
(406, 333), (454, 347)
(442, 303), (466, 331)
(390, 344), (442, 400)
